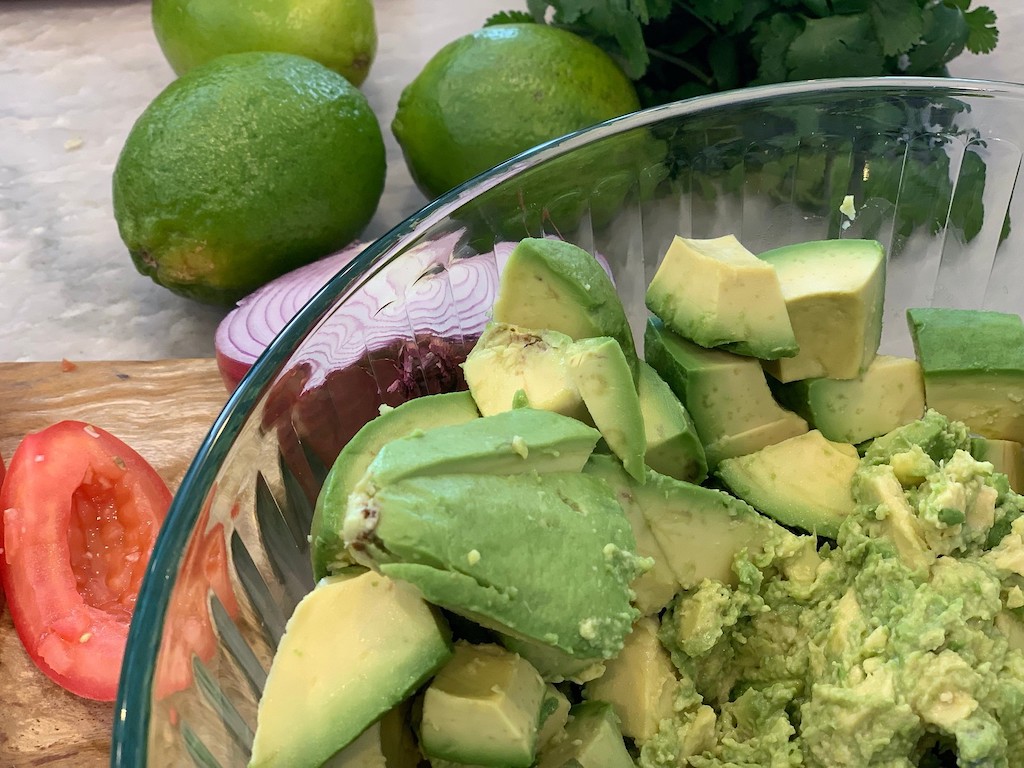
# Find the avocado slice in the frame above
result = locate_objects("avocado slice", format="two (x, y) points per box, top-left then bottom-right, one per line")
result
(583, 455), (679, 615)
(463, 323), (587, 419)
(583, 617), (677, 745)
(324, 705), (420, 767)
(716, 430), (860, 539)
(419, 642), (546, 768)
(345, 472), (643, 661)
(760, 239), (885, 383)
(353, 408), (601, 492)
(644, 317), (808, 468)
(535, 702), (634, 768)
(907, 307), (1024, 443)
(567, 337), (646, 482)
(645, 234), (797, 359)
(249, 572), (451, 768)
(771, 355), (925, 445)
(492, 238), (637, 377)
(636, 361), (707, 483)
(971, 437), (1024, 494)
(311, 391), (480, 580)
(631, 468), (797, 588)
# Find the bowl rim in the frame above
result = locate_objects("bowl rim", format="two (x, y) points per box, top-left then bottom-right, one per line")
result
(111, 74), (1024, 766)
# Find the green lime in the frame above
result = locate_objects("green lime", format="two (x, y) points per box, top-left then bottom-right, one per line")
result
(152, 0), (377, 86)
(392, 23), (641, 200)
(112, 51), (385, 306)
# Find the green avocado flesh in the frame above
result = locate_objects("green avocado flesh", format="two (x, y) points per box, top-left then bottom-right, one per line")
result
(492, 237), (637, 376)
(760, 238), (885, 383)
(716, 430), (860, 539)
(346, 472), (642, 660)
(252, 231), (1024, 768)
(249, 572), (451, 767)
(644, 317), (807, 467)
(908, 307), (1024, 443)
(311, 391), (480, 581)
(645, 234), (797, 360)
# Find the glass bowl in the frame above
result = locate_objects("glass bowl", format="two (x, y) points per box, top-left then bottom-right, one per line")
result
(112, 76), (1024, 766)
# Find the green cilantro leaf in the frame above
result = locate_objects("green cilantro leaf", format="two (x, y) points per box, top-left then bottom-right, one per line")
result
(869, 0), (925, 57)
(484, 10), (535, 26)
(785, 13), (885, 80)
(689, 0), (745, 26)
(965, 6), (999, 54)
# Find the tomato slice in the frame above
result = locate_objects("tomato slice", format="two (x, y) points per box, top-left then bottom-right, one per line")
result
(0, 421), (171, 701)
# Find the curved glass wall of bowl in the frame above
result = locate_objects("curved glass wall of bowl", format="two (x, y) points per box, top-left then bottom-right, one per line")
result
(114, 78), (1024, 767)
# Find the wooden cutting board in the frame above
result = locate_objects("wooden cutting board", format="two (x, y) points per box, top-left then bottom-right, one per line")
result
(0, 359), (229, 767)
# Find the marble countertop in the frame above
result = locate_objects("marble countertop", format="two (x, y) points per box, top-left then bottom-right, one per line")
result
(3, 0), (1023, 363)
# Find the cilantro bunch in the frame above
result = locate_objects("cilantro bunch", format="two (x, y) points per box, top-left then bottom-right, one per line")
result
(494, 0), (998, 107)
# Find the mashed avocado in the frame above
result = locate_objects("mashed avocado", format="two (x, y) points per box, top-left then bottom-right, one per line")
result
(642, 411), (1024, 767)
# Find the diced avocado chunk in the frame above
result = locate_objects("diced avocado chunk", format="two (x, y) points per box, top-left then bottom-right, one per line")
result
(636, 361), (707, 483)
(583, 455), (679, 615)
(761, 239), (885, 383)
(907, 307), (1024, 443)
(419, 642), (546, 768)
(537, 685), (572, 749)
(324, 706), (420, 767)
(312, 391), (480, 580)
(644, 317), (808, 468)
(353, 408), (601, 491)
(492, 238), (637, 376)
(536, 702), (634, 768)
(249, 572), (451, 768)
(645, 234), (797, 359)
(345, 472), (643, 661)
(633, 467), (793, 589)
(567, 337), (646, 482)
(464, 324), (587, 419)
(716, 430), (859, 539)
(583, 617), (677, 744)
(971, 436), (1024, 493)
(497, 634), (606, 685)
(771, 354), (925, 445)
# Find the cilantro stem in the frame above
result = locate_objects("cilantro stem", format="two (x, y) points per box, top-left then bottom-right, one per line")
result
(647, 48), (713, 87)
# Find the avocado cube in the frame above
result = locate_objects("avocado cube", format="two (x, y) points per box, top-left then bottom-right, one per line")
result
(907, 307), (1024, 444)
(771, 355), (926, 445)
(249, 572), (451, 768)
(645, 234), (797, 360)
(464, 323), (588, 419)
(631, 469), (796, 588)
(760, 239), (886, 383)
(583, 617), (676, 744)
(325, 705), (421, 767)
(535, 702), (634, 768)
(971, 436), (1024, 494)
(567, 337), (646, 481)
(537, 685), (572, 749)
(717, 430), (860, 539)
(583, 455), (679, 615)
(636, 361), (707, 483)
(644, 317), (808, 468)
(492, 238), (637, 376)
(311, 390), (480, 581)
(420, 643), (546, 767)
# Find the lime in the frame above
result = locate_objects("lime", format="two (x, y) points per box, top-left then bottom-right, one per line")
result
(152, 0), (377, 86)
(392, 23), (641, 200)
(112, 52), (385, 306)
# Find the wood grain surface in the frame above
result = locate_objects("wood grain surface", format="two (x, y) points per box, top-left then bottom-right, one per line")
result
(0, 359), (228, 767)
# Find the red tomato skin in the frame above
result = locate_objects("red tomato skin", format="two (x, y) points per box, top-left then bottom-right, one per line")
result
(0, 421), (171, 701)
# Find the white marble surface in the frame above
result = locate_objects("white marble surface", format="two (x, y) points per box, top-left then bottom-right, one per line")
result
(1, 0), (1023, 362)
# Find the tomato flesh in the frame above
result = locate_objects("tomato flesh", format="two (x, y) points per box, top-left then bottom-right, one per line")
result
(0, 421), (170, 701)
